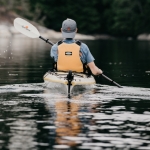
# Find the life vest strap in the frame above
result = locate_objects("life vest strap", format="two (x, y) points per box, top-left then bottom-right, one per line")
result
(75, 40), (81, 46)
(58, 40), (63, 45)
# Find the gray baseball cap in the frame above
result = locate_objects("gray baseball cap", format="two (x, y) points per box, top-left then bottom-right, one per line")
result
(61, 18), (77, 38)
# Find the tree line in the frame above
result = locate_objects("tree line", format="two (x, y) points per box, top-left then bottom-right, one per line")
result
(1, 0), (150, 38)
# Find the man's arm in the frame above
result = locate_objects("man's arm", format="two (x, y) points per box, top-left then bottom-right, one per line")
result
(50, 44), (58, 61)
(87, 61), (103, 75)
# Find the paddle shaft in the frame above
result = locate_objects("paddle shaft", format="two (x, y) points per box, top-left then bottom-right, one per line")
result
(101, 74), (122, 88)
(39, 36), (54, 45)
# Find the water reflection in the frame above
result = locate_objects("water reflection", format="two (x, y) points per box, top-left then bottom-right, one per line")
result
(1, 38), (150, 149)
(0, 83), (150, 149)
(55, 101), (81, 147)
(1, 38), (150, 87)
(0, 93), (39, 149)
(0, 38), (52, 85)
(8, 118), (37, 150)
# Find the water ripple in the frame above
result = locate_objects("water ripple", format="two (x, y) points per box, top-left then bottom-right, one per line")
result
(0, 83), (150, 149)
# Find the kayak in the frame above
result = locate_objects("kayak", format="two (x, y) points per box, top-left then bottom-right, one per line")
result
(14, 18), (122, 90)
(43, 71), (96, 98)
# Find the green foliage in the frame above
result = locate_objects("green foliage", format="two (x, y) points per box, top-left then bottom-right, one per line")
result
(2, 0), (150, 37)
(102, 0), (150, 37)
(28, 0), (101, 34)
(106, 0), (150, 37)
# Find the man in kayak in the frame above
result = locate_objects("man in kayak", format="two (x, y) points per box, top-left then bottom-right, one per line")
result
(50, 18), (103, 76)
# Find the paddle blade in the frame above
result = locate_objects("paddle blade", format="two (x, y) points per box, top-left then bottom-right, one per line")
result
(14, 18), (40, 38)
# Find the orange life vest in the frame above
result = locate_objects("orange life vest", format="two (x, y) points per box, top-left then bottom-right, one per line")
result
(57, 42), (84, 72)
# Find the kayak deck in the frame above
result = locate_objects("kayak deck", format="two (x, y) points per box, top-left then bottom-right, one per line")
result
(44, 71), (95, 85)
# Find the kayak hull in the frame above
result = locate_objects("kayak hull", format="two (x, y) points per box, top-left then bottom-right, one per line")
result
(43, 71), (95, 97)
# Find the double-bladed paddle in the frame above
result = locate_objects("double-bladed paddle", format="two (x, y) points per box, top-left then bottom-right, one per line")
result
(14, 18), (54, 45)
(14, 18), (122, 88)
(101, 74), (122, 88)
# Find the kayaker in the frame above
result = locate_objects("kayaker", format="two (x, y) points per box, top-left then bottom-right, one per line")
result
(50, 18), (103, 76)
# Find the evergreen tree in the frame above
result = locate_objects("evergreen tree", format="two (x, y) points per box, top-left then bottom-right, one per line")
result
(2, 0), (150, 38)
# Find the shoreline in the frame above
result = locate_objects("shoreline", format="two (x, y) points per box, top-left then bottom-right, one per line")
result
(0, 21), (115, 40)
(0, 21), (149, 41)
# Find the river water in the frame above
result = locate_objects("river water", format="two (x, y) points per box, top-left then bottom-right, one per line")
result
(0, 38), (150, 150)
